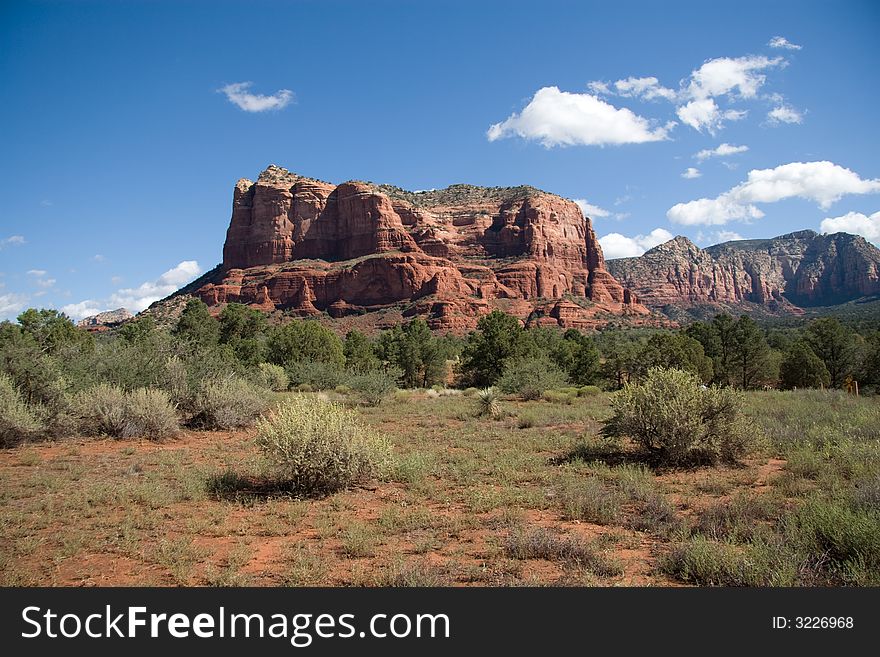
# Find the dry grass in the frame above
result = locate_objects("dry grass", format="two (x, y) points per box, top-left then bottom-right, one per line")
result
(1, 389), (877, 586)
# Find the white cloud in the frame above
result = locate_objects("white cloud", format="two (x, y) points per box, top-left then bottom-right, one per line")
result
(671, 55), (783, 133)
(768, 36), (802, 51)
(682, 167), (702, 179)
(220, 81), (294, 112)
(587, 81), (611, 95)
(1, 235), (25, 249)
(668, 161), (880, 225)
(40, 199), (53, 207)
(767, 105), (803, 124)
(600, 228), (675, 259)
(695, 143), (749, 161)
(715, 230), (745, 241)
(574, 198), (611, 218)
(486, 86), (673, 147)
(27, 269), (55, 289)
(92, 254), (105, 262)
(668, 196), (765, 226)
(0, 293), (28, 320)
(676, 98), (748, 133)
(610, 76), (677, 101)
(820, 211), (880, 245)
(60, 301), (104, 321)
(62, 260), (202, 321)
(685, 55), (784, 101)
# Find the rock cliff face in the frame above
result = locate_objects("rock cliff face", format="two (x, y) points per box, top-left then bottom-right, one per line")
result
(606, 230), (880, 314)
(191, 165), (651, 331)
(78, 308), (134, 331)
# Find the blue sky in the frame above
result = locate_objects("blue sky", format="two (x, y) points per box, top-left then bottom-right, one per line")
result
(1, 0), (879, 320)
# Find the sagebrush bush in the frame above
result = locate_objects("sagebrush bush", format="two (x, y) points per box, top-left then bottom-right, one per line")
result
(497, 357), (568, 400)
(577, 385), (601, 397)
(193, 376), (269, 429)
(602, 367), (752, 466)
(256, 363), (289, 391)
(0, 373), (43, 445)
(74, 384), (177, 439)
(73, 383), (128, 436)
(121, 388), (179, 439)
(256, 395), (392, 494)
(347, 369), (398, 406)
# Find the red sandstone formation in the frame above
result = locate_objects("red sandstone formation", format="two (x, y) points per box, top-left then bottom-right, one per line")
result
(189, 165), (652, 331)
(606, 231), (880, 314)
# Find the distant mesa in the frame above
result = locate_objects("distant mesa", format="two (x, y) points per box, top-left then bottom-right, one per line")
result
(78, 308), (134, 331)
(606, 230), (880, 318)
(162, 164), (660, 332)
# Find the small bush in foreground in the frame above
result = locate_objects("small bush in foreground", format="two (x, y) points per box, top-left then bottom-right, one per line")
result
(256, 363), (289, 391)
(661, 536), (794, 586)
(255, 395), (393, 494)
(557, 477), (622, 524)
(602, 367), (752, 466)
(787, 499), (880, 585)
(193, 376), (269, 429)
(497, 357), (568, 400)
(347, 369), (398, 406)
(74, 384), (177, 439)
(121, 388), (178, 439)
(73, 383), (127, 436)
(0, 373), (43, 445)
(503, 527), (621, 576)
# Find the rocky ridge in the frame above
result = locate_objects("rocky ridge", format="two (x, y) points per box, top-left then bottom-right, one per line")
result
(606, 230), (880, 315)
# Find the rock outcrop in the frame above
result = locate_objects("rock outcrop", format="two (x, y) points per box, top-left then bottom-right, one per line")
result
(188, 165), (653, 331)
(606, 230), (880, 314)
(78, 308), (134, 331)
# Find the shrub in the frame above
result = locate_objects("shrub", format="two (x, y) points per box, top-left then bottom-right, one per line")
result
(121, 388), (178, 439)
(0, 373), (43, 445)
(285, 360), (344, 391)
(161, 355), (191, 407)
(497, 357), (568, 400)
(347, 369), (398, 406)
(73, 384), (177, 439)
(788, 499), (880, 585)
(542, 390), (574, 404)
(661, 536), (791, 586)
(577, 385), (601, 397)
(193, 376), (270, 429)
(73, 383), (128, 436)
(256, 363), (289, 391)
(503, 527), (621, 576)
(557, 477), (622, 524)
(602, 367), (752, 466)
(255, 395), (393, 494)
(475, 387), (501, 419)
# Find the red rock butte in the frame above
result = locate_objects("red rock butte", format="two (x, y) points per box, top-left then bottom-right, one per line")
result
(189, 165), (655, 332)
